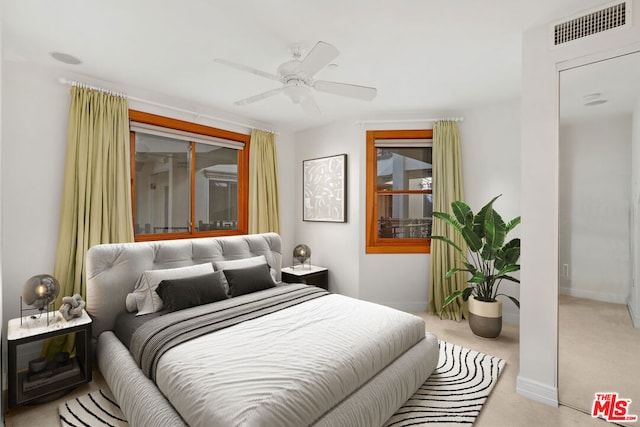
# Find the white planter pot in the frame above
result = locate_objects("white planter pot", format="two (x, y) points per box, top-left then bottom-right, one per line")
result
(468, 295), (503, 338)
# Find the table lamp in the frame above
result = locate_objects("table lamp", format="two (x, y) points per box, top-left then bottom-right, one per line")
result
(293, 244), (311, 269)
(21, 274), (60, 325)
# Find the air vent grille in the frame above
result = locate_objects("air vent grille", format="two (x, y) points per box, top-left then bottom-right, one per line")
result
(554, 2), (627, 45)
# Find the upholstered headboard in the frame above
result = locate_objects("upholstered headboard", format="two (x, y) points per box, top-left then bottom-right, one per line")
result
(86, 233), (282, 340)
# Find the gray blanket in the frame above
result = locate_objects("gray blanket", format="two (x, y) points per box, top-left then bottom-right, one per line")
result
(129, 283), (328, 380)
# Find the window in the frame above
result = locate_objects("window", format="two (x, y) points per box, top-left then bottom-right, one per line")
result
(129, 110), (249, 241)
(366, 129), (433, 253)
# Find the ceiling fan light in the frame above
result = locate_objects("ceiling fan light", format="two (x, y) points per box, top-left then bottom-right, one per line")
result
(283, 85), (311, 104)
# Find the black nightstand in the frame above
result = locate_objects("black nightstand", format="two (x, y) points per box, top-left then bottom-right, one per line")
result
(281, 265), (329, 290)
(7, 310), (92, 407)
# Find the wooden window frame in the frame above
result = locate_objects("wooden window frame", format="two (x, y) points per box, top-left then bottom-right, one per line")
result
(365, 129), (433, 254)
(129, 110), (250, 242)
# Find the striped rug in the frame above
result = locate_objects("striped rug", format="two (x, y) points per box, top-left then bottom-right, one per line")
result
(59, 341), (504, 427)
(59, 389), (128, 427)
(385, 341), (506, 426)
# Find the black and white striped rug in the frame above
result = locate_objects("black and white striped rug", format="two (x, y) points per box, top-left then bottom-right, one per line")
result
(59, 388), (128, 427)
(386, 341), (506, 426)
(59, 341), (504, 427)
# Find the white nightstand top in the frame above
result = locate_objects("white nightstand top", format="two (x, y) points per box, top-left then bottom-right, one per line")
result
(7, 310), (91, 341)
(281, 265), (328, 276)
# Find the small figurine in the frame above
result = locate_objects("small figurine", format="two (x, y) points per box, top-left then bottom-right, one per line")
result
(59, 294), (85, 320)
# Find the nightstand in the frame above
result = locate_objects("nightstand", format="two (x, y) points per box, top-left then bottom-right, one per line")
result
(7, 310), (92, 407)
(281, 265), (329, 290)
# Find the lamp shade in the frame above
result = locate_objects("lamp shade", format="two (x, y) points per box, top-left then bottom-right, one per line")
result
(22, 274), (60, 311)
(293, 244), (311, 264)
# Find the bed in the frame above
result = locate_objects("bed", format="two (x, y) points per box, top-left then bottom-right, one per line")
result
(86, 233), (439, 427)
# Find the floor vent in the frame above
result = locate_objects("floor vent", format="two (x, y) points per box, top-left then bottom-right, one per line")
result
(554, 1), (628, 46)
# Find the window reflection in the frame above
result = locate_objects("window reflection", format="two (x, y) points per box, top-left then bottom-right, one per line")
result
(134, 134), (190, 234)
(194, 143), (238, 231)
(376, 146), (432, 239)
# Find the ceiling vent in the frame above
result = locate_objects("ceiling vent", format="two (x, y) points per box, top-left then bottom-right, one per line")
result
(553, 1), (629, 46)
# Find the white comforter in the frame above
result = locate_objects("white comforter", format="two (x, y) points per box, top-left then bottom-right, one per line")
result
(154, 292), (426, 427)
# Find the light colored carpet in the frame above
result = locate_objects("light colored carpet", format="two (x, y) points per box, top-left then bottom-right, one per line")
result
(58, 341), (505, 427)
(558, 294), (640, 427)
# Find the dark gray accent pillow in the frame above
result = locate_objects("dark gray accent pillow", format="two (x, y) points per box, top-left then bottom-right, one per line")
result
(223, 263), (276, 297)
(156, 271), (228, 312)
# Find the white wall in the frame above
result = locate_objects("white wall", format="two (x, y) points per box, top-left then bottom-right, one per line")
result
(559, 116), (632, 304)
(519, 0), (640, 407)
(460, 99), (522, 324)
(0, 2), (5, 418)
(0, 59), (296, 325)
(294, 121), (361, 299)
(293, 98), (522, 316)
(631, 97), (640, 327)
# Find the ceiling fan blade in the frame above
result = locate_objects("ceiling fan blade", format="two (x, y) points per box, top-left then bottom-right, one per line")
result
(214, 58), (282, 82)
(297, 41), (339, 77)
(314, 80), (377, 101)
(300, 96), (321, 117)
(234, 87), (284, 105)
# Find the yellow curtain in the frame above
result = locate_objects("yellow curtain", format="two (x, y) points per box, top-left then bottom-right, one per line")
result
(248, 129), (281, 234)
(43, 86), (133, 357)
(428, 121), (468, 320)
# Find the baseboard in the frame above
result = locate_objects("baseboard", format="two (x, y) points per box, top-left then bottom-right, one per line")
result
(516, 375), (558, 407)
(559, 286), (628, 304)
(628, 296), (640, 328)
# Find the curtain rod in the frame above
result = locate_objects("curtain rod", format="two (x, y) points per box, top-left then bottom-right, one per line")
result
(58, 78), (279, 135)
(358, 117), (464, 126)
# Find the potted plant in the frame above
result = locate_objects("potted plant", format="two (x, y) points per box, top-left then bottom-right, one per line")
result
(431, 195), (520, 338)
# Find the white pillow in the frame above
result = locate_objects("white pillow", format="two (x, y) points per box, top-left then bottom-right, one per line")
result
(127, 263), (214, 316)
(214, 255), (277, 294)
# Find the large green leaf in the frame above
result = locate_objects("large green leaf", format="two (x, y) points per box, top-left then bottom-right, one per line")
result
(451, 201), (473, 227)
(430, 235), (464, 256)
(461, 287), (474, 301)
(468, 270), (486, 284)
(494, 238), (521, 269)
(484, 207), (506, 252)
(463, 261), (477, 272)
(432, 212), (463, 235)
(445, 268), (467, 279)
(460, 225), (483, 253)
(501, 242), (521, 264)
(506, 216), (521, 233)
(481, 243), (497, 261)
(500, 275), (521, 284)
(496, 264), (520, 277)
(442, 290), (463, 309)
(473, 195), (501, 238)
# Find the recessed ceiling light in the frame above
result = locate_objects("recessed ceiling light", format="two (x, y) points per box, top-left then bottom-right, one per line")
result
(50, 52), (82, 65)
(327, 63), (339, 69)
(583, 93), (607, 106)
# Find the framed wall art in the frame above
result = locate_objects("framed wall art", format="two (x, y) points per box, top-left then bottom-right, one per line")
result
(303, 154), (347, 222)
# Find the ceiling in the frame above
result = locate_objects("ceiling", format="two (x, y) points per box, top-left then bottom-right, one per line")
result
(2, 0), (611, 132)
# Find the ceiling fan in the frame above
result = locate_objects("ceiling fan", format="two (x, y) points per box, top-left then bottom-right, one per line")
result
(214, 41), (377, 116)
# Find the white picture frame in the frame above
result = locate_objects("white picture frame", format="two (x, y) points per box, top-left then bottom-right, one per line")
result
(303, 154), (347, 222)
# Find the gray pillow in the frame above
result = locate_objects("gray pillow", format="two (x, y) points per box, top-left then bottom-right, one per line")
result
(156, 271), (228, 312)
(223, 263), (276, 297)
